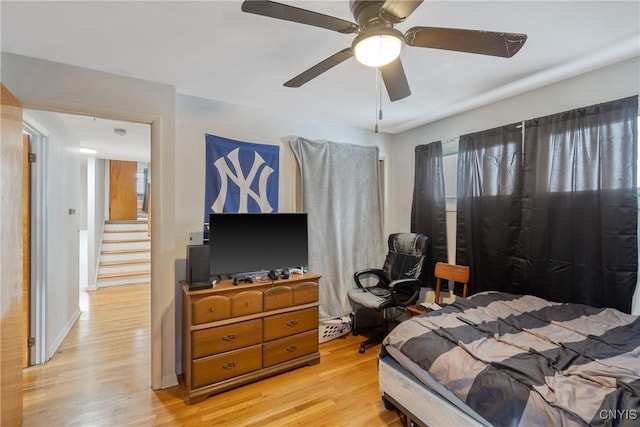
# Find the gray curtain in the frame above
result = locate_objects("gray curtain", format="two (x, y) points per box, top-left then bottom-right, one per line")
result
(411, 141), (447, 286)
(290, 137), (385, 319)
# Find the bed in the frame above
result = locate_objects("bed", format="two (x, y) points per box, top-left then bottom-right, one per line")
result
(379, 291), (640, 426)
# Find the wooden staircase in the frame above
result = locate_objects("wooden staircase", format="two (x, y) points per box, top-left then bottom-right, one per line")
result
(97, 220), (150, 287)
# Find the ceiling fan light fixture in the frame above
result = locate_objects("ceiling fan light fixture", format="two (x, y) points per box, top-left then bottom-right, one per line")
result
(353, 27), (403, 67)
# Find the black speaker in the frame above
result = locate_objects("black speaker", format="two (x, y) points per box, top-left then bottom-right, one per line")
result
(186, 244), (211, 288)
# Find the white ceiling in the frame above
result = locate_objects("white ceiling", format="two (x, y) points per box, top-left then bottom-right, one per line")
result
(3, 1), (640, 155)
(23, 111), (152, 163)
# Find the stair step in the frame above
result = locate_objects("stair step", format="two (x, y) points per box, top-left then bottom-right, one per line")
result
(105, 220), (147, 224)
(97, 270), (151, 280)
(99, 220), (151, 288)
(98, 263), (150, 276)
(101, 248), (150, 255)
(104, 222), (148, 232)
(102, 232), (149, 241)
(102, 241), (150, 251)
(102, 238), (150, 244)
(99, 259), (150, 267)
(96, 276), (150, 287)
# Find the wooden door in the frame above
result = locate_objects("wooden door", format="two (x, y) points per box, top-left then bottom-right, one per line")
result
(109, 160), (138, 220)
(1, 83), (24, 425)
(23, 134), (31, 368)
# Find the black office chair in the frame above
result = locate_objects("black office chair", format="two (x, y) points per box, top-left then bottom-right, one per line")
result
(347, 233), (429, 353)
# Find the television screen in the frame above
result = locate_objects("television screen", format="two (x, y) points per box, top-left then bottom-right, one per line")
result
(208, 213), (308, 277)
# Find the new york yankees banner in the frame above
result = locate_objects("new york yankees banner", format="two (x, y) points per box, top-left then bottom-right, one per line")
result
(204, 134), (279, 230)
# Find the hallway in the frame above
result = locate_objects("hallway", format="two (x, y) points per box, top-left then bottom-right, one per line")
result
(22, 284), (167, 425)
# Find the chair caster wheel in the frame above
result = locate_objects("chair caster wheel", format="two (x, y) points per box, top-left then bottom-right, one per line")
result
(359, 345), (365, 354)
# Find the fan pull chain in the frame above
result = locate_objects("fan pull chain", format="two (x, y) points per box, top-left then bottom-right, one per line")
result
(374, 68), (379, 133)
(379, 68), (383, 121)
(374, 67), (383, 133)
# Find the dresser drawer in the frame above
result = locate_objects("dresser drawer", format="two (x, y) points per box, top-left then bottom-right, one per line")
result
(263, 330), (318, 368)
(230, 290), (263, 317)
(191, 345), (262, 389)
(192, 319), (262, 359)
(263, 307), (318, 341)
(192, 295), (230, 325)
(292, 282), (319, 305)
(263, 286), (292, 311)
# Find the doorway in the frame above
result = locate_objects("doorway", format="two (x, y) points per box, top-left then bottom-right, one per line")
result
(22, 110), (151, 367)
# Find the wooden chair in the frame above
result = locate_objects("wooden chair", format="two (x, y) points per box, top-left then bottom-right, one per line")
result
(434, 262), (470, 304)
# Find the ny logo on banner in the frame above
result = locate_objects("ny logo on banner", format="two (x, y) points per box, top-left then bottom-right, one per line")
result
(211, 148), (274, 213)
(204, 134), (279, 224)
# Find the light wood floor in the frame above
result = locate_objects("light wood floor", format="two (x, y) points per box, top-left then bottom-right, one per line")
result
(23, 284), (403, 426)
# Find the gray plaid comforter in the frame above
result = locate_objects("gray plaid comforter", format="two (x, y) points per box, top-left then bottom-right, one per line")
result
(382, 292), (640, 426)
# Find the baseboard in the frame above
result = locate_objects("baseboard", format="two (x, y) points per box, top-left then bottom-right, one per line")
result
(161, 373), (179, 389)
(46, 307), (82, 361)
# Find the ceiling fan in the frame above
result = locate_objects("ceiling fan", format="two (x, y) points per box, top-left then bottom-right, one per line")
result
(241, 0), (527, 101)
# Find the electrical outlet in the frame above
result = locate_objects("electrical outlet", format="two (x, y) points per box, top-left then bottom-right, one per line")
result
(187, 231), (203, 245)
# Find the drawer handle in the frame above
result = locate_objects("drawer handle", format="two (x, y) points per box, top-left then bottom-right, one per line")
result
(286, 320), (299, 327)
(245, 301), (251, 307)
(286, 345), (298, 352)
(222, 333), (237, 342)
(209, 307), (215, 312)
(222, 361), (237, 370)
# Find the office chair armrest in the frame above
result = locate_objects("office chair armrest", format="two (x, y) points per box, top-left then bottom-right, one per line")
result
(353, 268), (390, 289)
(388, 278), (421, 307)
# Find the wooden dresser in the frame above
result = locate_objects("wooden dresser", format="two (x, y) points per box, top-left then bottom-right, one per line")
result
(182, 272), (321, 404)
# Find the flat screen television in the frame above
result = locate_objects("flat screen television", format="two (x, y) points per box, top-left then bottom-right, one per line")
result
(208, 213), (308, 277)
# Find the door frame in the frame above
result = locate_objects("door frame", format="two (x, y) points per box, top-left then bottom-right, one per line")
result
(22, 134), (31, 367)
(22, 116), (49, 366)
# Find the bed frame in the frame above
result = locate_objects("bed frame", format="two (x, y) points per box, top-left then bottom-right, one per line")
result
(378, 351), (488, 427)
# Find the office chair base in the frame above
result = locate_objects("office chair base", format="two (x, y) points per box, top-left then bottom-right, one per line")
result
(358, 334), (383, 353)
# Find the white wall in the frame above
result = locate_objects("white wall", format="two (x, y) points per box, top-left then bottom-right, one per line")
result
(25, 109), (83, 360)
(175, 94), (390, 251)
(173, 94), (390, 372)
(86, 157), (106, 290)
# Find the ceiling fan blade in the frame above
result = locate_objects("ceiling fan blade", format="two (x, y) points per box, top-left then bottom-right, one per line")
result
(380, 58), (411, 101)
(241, 1), (358, 34)
(284, 48), (353, 88)
(379, 0), (424, 23)
(405, 26), (527, 58)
